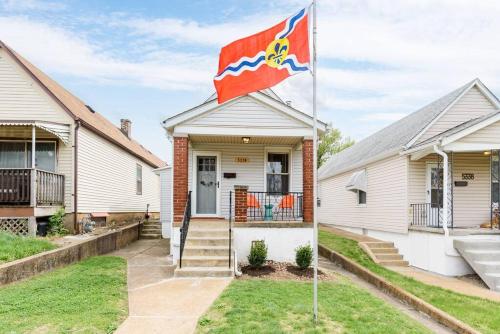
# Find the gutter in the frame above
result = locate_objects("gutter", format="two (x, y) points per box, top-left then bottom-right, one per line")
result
(73, 120), (80, 233)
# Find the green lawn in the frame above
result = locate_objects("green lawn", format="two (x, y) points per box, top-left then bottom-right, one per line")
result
(0, 232), (56, 264)
(197, 279), (431, 334)
(319, 229), (500, 334)
(0, 256), (128, 334)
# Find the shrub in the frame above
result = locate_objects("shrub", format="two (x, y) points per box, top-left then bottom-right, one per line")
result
(48, 208), (68, 236)
(295, 244), (313, 270)
(248, 240), (267, 267)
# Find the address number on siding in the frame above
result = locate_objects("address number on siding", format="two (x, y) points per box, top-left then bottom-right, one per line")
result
(235, 157), (250, 163)
(462, 173), (474, 180)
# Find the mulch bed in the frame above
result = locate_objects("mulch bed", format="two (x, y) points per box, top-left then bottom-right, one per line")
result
(239, 261), (335, 281)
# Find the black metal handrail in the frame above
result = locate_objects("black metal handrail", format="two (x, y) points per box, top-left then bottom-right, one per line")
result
(410, 203), (453, 228)
(247, 191), (303, 221)
(229, 190), (232, 268)
(179, 191), (192, 268)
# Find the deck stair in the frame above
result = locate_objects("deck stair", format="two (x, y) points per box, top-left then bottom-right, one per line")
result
(454, 238), (500, 291)
(174, 219), (233, 278)
(360, 241), (409, 266)
(140, 219), (162, 239)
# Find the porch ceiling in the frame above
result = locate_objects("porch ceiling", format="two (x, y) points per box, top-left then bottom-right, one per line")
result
(189, 135), (303, 145)
(0, 121), (70, 144)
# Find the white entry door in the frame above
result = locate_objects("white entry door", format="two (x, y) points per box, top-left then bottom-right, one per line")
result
(426, 163), (443, 226)
(193, 152), (221, 216)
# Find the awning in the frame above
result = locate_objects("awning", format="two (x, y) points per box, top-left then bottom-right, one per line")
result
(346, 170), (367, 192)
(0, 121), (71, 145)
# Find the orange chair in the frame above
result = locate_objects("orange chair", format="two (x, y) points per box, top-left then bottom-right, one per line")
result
(247, 194), (263, 219)
(275, 194), (295, 220)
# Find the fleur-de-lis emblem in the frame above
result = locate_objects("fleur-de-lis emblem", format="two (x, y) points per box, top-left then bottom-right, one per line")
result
(265, 38), (290, 68)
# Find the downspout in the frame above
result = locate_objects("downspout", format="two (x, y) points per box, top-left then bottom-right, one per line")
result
(433, 143), (449, 237)
(73, 120), (80, 233)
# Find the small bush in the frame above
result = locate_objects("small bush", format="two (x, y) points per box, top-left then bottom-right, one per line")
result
(295, 244), (313, 270)
(48, 208), (68, 236)
(248, 240), (267, 267)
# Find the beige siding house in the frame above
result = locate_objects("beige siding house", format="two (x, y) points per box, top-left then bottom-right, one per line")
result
(319, 79), (500, 284)
(0, 41), (164, 235)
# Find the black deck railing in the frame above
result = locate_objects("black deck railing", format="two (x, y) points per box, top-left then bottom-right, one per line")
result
(179, 191), (192, 268)
(247, 191), (303, 221)
(410, 203), (453, 228)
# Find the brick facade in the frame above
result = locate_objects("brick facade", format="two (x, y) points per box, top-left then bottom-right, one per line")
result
(173, 137), (189, 223)
(234, 185), (248, 223)
(302, 139), (314, 223)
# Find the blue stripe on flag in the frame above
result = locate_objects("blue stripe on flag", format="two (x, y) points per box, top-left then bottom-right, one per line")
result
(218, 55), (266, 77)
(282, 58), (308, 72)
(278, 8), (306, 39)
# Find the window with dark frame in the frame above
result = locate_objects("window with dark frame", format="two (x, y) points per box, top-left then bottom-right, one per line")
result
(358, 190), (366, 205)
(136, 164), (143, 195)
(266, 152), (289, 193)
(0, 141), (56, 172)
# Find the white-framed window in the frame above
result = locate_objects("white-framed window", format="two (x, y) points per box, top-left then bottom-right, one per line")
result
(357, 190), (367, 205)
(0, 140), (56, 172)
(136, 163), (143, 195)
(266, 151), (290, 193)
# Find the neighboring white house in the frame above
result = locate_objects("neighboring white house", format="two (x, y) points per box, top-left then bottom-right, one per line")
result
(0, 41), (164, 235)
(318, 78), (500, 290)
(162, 90), (326, 276)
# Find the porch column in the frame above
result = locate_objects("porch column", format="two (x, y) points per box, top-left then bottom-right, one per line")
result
(234, 185), (248, 223)
(303, 139), (314, 223)
(173, 136), (189, 223)
(30, 125), (37, 207)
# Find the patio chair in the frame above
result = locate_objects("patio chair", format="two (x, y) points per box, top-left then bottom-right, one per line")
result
(247, 194), (263, 220)
(274, 194), (295, 220)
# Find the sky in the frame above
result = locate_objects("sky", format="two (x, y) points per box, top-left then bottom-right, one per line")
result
(1, 0), (500, 164)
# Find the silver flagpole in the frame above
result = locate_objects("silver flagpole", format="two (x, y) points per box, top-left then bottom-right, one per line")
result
(312, 0), (318, 323)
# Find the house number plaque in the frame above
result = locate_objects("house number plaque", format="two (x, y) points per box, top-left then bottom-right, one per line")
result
(234, 157), (249, 163)
(462, 173), (474, 180)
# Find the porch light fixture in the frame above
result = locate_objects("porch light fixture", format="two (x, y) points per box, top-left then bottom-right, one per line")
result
(242, 137), (250, 144)
(484, 151), (491, 156)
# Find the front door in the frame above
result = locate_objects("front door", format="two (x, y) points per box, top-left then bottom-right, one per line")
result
(195, 155), (218, 215)
(426, 163), (443, 226)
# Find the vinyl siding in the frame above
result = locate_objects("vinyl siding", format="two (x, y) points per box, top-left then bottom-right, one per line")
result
(456, 120), (500, 144)
(77, 127), (160, 213)
(158, 168), (172, 237)
(318, 155), (409, 234)
(188, 142), (303, 218)
(183, 96), (310, 131)
(418, 86), (497, 143)
(408, 153), (490, 228)
(0, 50), (74, 211)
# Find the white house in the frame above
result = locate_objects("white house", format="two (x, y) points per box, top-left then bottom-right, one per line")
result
(0, 41), (164, 235)
(318, 78), (500, 291)
(162, 90), (326, 277)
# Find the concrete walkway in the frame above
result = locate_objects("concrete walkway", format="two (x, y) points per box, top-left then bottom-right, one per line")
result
(112, 240), (232, 334)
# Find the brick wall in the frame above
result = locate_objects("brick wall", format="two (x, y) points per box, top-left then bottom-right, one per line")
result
(302, 139), (314, 223)
(234, 185), (248, 222)
(173, 137), (189, 223)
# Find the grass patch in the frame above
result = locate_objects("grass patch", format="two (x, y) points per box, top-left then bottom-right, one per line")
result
(197, 279), (431, 334)
(0, 232), (56, 264)
(0, 256), (128, 333)
(319, 229), (500, 334)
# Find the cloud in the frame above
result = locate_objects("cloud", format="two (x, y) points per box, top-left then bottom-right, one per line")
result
(0, 16), (215, 91)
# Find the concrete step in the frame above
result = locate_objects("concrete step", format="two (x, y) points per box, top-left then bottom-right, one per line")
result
(371, 247), (398, 254)
(140, 233), (162, 239)
(142, 227), (161, 232)
(183, 246), (229, 257)
(186, 237), (230, 247)
(454, 239), (500, 250)
(375, 254), (404, 261)
(379, 260), (409, 266)
(181, 256), (230, 267)
(189, 221), (229, 229)
(189, 229), (229, 238)
(174, 266), (233, 278)
(364, 242), (394, 249)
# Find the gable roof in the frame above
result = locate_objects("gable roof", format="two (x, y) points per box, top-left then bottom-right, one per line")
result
(0, 41), (165, 168)
(163, 90), (327, 133)
(319, 79), (500, 180)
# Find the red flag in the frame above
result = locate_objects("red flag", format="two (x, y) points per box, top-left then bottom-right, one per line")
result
(214, 8), (310, 104)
